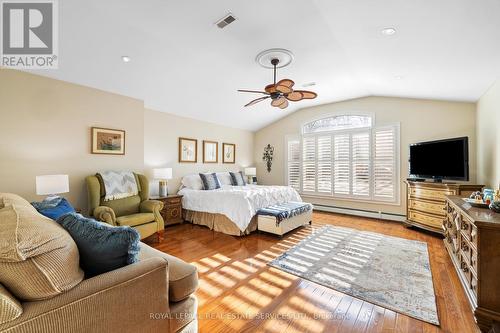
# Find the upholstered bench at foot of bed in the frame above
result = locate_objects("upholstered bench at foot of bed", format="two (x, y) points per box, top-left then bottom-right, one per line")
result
(256, 202), (313, 236)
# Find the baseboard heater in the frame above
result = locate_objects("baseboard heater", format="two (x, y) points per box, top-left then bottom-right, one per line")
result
(312, 204), (406, 222)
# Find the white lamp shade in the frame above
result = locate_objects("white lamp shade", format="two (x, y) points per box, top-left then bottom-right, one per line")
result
(36, 175), (69, 195)
(245, 167), (257, 176)
(153, 168), (173, 180)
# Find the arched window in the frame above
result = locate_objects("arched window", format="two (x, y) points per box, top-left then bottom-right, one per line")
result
(286, 114), (400, 203)
(302, 115), (372, 134)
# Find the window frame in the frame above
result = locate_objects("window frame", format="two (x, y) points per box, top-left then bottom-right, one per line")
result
(286, 114), (400, 205)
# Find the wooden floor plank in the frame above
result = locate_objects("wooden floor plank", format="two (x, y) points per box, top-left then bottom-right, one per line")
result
(150, 211), (479, 333)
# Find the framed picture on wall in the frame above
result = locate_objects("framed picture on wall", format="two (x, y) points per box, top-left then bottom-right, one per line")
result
(178, 137), (198, 163)
(91, 127), (125, 155)
(222, 143), (236, 164)
(203, 140), (218, 163)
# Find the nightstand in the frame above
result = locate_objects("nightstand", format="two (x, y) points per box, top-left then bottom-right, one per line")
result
(151, 195), (183, 226)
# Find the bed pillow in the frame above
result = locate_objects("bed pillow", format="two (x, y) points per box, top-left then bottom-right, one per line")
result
(216, 172), (232, 186)
(230, 171), (246, 186)
(181, 174), (203, 190)
(56, 213), (140, 278)
(199, 173), (221, 190)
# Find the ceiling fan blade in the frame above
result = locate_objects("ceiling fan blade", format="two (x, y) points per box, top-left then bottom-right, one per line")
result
(286, 91), (304, 101)
(265, 84), (277, 93)
(276, 85), (293, 94)
(244, 96), (270, 107)
(271, 97), (286, 107)
(238, 89), (270, 95)
(277, 79), (295, 88)
(278, 99), (289, 109)
(295, 90), (317, 99)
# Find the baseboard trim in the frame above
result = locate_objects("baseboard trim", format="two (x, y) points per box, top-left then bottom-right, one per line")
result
(312, 204), (406, 222)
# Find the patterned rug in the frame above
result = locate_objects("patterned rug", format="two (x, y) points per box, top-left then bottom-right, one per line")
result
(268, 225), (439, 325)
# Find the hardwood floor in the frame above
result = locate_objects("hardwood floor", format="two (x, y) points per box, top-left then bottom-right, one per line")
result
(152, 211), (480, 333)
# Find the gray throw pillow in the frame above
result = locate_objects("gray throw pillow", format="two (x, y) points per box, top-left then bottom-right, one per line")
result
(230, 171), (246, 186)
(199, 173), (221, 190)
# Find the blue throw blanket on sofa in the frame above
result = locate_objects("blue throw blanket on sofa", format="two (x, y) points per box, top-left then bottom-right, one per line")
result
(257, 201), (313, 225)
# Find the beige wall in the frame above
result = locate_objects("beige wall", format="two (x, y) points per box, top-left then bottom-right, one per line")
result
(254, 96), (477, 216)
(477, 79), (500, 189)
(144, 109), (254, 195)
(0, 69), (145, 211)
(0, 70), (255, 211)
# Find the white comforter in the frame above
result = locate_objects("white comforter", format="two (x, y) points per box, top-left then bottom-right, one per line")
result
(178, 185), (302, 232)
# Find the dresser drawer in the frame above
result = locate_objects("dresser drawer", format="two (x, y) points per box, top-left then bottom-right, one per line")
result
(408, 210), (444, 229)
(409, 199), (446, 216)
(164, 205), (181, 220)
(409, 187), (455, 201)
(166, 197), (182, 205)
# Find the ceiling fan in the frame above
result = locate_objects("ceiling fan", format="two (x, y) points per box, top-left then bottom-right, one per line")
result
(238, 58), (317, 109)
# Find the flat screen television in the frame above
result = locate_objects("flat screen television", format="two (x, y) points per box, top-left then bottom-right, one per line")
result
(409, 136), (469, 182)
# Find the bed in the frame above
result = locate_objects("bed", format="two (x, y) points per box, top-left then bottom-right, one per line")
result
(178, 173), (303, 236)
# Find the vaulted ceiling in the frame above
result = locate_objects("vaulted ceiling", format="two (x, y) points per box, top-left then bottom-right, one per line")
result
(31, 0), (500, 131)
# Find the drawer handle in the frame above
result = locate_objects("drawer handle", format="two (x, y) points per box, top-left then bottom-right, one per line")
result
(461, 223), (469, 231)
(461, 262), (469, 273)
(461, 243), (469, 252)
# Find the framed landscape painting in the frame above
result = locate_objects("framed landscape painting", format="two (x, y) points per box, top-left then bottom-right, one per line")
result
(203, 140), (218, 163)
(91, 127), (125, 155)
(222, 143), (236, 164)
(179, 137), (198, 163)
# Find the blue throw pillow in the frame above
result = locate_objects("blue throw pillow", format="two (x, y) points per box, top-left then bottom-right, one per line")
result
(199, 173), (221, 190)
(32, 197), (75, 220)
(56, 213), (140, 278)
(230, 171), (246, 186)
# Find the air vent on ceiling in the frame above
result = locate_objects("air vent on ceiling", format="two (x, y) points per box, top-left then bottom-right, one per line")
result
(215, 13), (236, 29)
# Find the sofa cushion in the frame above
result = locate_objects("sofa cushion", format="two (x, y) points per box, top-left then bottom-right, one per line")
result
(0, 193), (84, 301)
(56, 213), (140, 277)
(0, 283), (22, 324)
(139, 243), (198, 302)
(116, 213), (155, 227)
(169, 295), (197, 332)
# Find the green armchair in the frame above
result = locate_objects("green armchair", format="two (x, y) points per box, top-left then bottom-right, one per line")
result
(85, 173), (164, 240)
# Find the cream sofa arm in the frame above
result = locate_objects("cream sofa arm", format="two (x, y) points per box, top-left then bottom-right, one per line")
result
(0, 258), (170, 333)
(93, 206), (117, 226)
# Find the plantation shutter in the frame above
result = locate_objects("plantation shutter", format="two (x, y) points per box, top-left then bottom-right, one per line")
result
(333, 134), (350, 195)
(317, 135), (332, 194)
(302, 136), (316, 192)
(286, 139), (300, 191)
(373, 126), (397, 201)
(352, 132), (371, 197)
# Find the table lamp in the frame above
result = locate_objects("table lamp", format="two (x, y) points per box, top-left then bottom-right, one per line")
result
(244, 167), (256, 184)
(153, 168), (172, 197)
(36, 174), (69, 199)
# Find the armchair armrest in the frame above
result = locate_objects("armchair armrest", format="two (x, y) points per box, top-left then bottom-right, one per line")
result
(140, 200), (165, 230)
(93, 206), (117, 226)
(0, 258), (170, 333)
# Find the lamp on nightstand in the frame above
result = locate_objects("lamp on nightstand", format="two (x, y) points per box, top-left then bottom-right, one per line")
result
(36, 174), (69, 199)
(153, 168), (172, 197)
(244, 167), (256, 184)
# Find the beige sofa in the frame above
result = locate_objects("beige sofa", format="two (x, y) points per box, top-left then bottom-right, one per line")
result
(0, 193), (198, 333)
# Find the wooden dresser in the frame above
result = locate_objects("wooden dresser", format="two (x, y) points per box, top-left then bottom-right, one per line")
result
(443, 196), (500, 332)
(405, 181), (483, 233)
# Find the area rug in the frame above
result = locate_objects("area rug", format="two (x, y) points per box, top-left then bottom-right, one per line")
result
(268, 225), (439, 325)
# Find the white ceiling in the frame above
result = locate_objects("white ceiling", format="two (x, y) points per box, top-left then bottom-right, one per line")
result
(31, 0), (500, 131)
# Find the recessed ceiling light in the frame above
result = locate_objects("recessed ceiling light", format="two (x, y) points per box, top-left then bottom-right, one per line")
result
(381, 28), (396, 36)
(302, 82), (316, 87)
(395, 75), (403, 80)
(121, 56), (131, 63)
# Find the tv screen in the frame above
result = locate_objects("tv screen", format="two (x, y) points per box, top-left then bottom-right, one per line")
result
(409, 137), (469, 181)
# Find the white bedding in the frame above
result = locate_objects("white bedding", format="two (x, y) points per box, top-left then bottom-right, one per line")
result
(178, 184), (302, 232)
